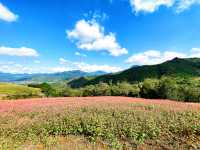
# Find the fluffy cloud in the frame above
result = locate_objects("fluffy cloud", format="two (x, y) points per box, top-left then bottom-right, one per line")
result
(129, 0), (200, 13)
(126, 48), (200, 65)
(59, 58), (121, 73)
(0, 3), (18, 22)
(0, 46), (39, 57)
(67, 19), (128, 56)
(130, 0), (174, 13)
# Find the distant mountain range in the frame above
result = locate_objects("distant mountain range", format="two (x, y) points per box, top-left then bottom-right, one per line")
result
(69, 58), (200, 88)
(0, 70), (106, 83)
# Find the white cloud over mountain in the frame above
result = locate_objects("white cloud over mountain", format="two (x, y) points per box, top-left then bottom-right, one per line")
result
(0, 3), (18, 22)
(67, 19), (128, 56)
(59, 58), (121, 73)
(126, 48), (200, 65)
(0, 62), (33, 74)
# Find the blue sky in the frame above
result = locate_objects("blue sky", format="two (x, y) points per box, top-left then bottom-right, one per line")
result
(0, 0), (200, 73)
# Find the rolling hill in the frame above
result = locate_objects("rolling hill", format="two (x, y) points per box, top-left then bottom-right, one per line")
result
(69, 57), (200, 88)
(0, 82), (43, 99)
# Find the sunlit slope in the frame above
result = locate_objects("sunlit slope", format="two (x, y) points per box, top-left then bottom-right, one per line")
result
(0, 82), (43, 99)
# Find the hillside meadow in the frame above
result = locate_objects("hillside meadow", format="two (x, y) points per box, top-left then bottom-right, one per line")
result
(0, 83), (43, 100)
(0, 97), (199, 149)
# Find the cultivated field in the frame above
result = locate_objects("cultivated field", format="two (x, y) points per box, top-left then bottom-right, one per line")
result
(0, 97), (199, 149)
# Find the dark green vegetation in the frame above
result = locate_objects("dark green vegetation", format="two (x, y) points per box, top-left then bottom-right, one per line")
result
(0, 70), (105, 83)
(27, 76), (200, 102)
(0, 104), (199, 149)
(69, 58), (200, 87)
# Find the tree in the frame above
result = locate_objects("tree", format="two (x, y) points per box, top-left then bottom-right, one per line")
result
(140, 79), (160, 99)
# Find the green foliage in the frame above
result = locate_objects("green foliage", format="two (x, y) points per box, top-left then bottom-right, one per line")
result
(81, 85), (96, 97)
(140, 79), (160, 99)
(158, 77), (179, 99)
(7, 76), (200, 102)
(111, 82), (140, 97)
(28, 83), (57, 97)
(94, 82), (111, 96)
(80, 82), (140, 97)
(139, 77), (200, 102)
(55, 77), (200, 102)
(61, 87), (82, 97)
(4, 76), (197, 102)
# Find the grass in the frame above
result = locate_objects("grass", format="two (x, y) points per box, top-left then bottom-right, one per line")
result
(0, 100), (199, 149)
(0, 82), (43, 99)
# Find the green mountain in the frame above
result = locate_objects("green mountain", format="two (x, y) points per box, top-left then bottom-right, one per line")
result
(69, 58), (200, 88)
(0, 70), (106, 83)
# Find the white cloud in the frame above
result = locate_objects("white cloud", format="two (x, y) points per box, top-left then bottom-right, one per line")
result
(126, 48), (200, 65)
(130, 0), (174, 13)
(59, 58), (121, 73)
(0, 46), (39, 57)
(129, 0), (200, 13)
(83, 11), (109, 22)
(176, 0), (200, 12)
(75, 62), (121, 73)
(0, 63), (32, 74)
(190, 48), (200, 57)
(59, 58), (68, 64)
(0, 59), (120, 74)
(0, 3), (18, 22)
(67, 19), (128, 56)
(75, 52), (87, 57)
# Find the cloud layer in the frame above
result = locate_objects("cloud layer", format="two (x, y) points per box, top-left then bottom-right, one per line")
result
(0, 3), (18, 22)
(126, 48), (200, 65)
(129, 0), (200, 13)
(67, 19), (128, 56)
(59, 58), (121, 73)
(0, 62), (33, 74)
(0, 46), (39, 57)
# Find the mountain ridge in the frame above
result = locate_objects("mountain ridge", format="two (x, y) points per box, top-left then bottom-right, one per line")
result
(0, 70), (106, 83)
(68, 57), (200, 88)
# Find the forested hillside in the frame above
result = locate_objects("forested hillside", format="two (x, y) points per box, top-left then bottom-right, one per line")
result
(69, 58), (200, 88)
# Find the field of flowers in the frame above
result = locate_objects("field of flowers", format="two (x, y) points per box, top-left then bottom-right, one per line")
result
(0, 97), (199, 149)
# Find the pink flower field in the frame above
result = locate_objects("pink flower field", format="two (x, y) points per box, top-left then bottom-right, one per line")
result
(0, 96), (199, 113)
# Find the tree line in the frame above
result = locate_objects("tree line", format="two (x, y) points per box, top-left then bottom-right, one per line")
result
(28, 76), (200, 102)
